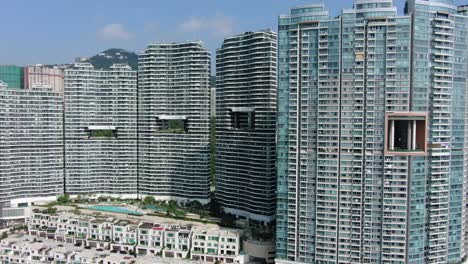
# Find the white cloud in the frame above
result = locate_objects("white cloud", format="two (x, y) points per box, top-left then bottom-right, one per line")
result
(178, 13), (234, 38)
(97, 24), (132, 41)
(179, 17), (205, 33)
(144, 23), (159, 34)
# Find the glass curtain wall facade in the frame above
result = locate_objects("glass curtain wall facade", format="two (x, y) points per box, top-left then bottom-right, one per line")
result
(406, 0), (468, 262)
(276, 0), (468, 263)
(138, 42), (211, 203)
(64, 63), (137, 197)
(216, 30), (277, 222)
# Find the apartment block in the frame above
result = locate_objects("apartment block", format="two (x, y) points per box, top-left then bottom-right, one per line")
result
(138, 42), (212, 203)
(0, 235), (136, 264)
(0, 234), (244, 264)
(162, 226), (191, 259)
(111, 220), (138, 252)
(406, 1), (468, 262)
(27, 209), (245, 263)
(276, 0), (468, 263)
(216, 30), (277, 223)
(0, 85), (64, 207)
(136, 223), (165, 255)
(191, 228), (241, 263)
(64, 63), (138, 197)
(24, 65), (64, 92)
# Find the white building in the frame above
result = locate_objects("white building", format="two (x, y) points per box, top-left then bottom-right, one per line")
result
(0, 84), (64, 208)
(136, 223), (165, 255)
(64, 63), (138, 198)
(0, 234), (135, 264)
(138, 42), (212, 203)
(111, 220), (138, 252)
(27, 209), (246, 263)
(191, 227), (246, 263)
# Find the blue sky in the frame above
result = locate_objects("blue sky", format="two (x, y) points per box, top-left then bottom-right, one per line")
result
(0, 0), (466, 65)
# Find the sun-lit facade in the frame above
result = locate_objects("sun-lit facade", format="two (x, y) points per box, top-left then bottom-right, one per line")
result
(138, 42), (212, 203)
(0, 85), (63, 207)
(276, 0), (468, 263)
(64, 63), (137, 198)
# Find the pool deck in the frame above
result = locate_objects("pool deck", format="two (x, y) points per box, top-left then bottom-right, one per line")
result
(86, 205), (144, 216)
(51, 205), (220, 228)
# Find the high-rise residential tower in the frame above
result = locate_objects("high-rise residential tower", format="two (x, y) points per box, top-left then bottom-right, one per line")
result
(276, 1), (468, 263)
(64, 63), (137, 197)
(406, 1), (468, 262)
(138, 42), (211, 203)
(0, 85), (64, 207)
(216, 30), (277, 223)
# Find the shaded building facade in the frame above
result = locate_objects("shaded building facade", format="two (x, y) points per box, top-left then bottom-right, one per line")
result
(216, 30), (277, 222)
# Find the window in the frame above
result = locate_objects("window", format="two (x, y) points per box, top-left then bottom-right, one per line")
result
(385, 112), (427, 155)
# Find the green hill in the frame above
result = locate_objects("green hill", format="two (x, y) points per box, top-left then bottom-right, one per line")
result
(86, 48), (138, 70)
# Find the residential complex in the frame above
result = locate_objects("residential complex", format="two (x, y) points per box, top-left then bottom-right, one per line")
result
(138, 42), (212, 203)
(0, 85), (64, 208)
(1, 1), (468, 262)
(0, 46), (212, 205)
(64, 63), (138, 197)
(276, 0), (468, 263)
(0, 234), (137, 264)
(216, 30), (277, 223)
(23, 209), (246, 263)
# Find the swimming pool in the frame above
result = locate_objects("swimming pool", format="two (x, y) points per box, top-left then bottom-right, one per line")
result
(145, 205), (166, 213)
(87, 205), (144, 216)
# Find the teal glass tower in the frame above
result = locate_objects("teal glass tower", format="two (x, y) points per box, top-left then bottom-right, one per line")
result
(276, 0), (468, 263)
